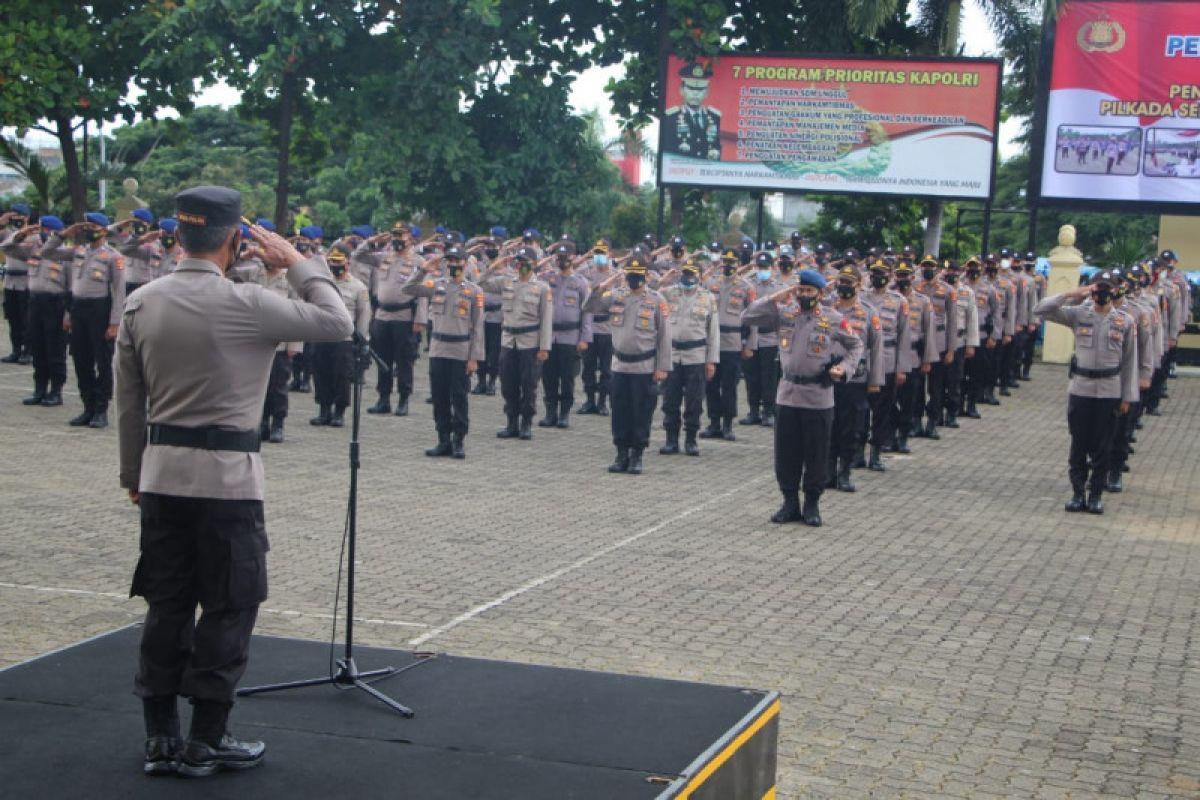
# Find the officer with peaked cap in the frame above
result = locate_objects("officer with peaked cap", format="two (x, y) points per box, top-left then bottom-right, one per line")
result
(578, 238), (616, 415)
(537, 239), (592, 429)
(743, 269), (864, 526)
(309, 245), (371, 428)
(1033, 269), (1137, 514)
(700, 248), (755, 441)
(657, 258), (718, 456)
(112, 208), (164, 295)
(8, 215), (69, 405)
(0, 202), (34, 362)
(115, 186), (352, 777)
(663, 62), (722, 160)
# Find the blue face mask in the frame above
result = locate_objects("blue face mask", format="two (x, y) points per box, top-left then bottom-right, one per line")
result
(593, 254), (608, 266)
(680, 274), (698, 288)
(756, 270), (771, 282)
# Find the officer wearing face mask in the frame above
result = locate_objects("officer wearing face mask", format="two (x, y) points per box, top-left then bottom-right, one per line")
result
(1034, 271), (1137, 515)
(653, 235), (689, 274)
(982, 253), (1015, 399)
(286, 225), (325, 393)
(737, 237), (756, 266)
(403, 246), (485, 458)
(1020, 252), (1045, 381)
(741, 251), (784, 427)
(9, 216), (69, 406)
(308, 246), (371, 428)
(859, 259), (911, 467)
(112, 209), (164, 295)
(776, 245), (798, 284)
(892, 261), (936, 452)
(579, 238), (615, 415)
(354, 222), (428, 416)
(997, 247), (1029, 391)
(536, 241), (592, 429)
(938, 259), (978, 429)
(827, 266), (885, 492)
(54, 212), (126, 429)
(479, 246), (553, 440)
(658, 259), (718, 456)
(914, 254), (959, 439)
(743, 269), (864, 527)
(963, 256), (1000, 418)
(470, 226), (508, 396)
(0, 203), (35, 364)
(584, 258), (671, 475)
(700, 249), (755, 441)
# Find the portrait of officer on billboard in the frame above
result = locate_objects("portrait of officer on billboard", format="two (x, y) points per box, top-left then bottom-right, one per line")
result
(663, 62), (722, 160)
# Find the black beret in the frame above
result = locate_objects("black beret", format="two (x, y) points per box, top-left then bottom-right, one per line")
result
(174, 185), (241, 229)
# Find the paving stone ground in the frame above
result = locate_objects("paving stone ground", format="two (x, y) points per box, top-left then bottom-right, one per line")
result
(0, 347), (1197, 799)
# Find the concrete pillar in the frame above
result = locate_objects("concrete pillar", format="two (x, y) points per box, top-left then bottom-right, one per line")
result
(1044, 224), (1084, 364)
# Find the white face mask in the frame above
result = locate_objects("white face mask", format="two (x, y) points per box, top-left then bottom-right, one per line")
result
(1000, 258), (1012, 270)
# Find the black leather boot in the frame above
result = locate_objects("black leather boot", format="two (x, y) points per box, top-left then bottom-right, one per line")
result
(770, 491), (801, 523)
(1020, 364), (1031, 381)
(329, 406), (345, 427)
(39, 390), (62, 407)
(1064, 488), (1086, 512)
(684, 430), (700, 456)
(659, 432), (680, 455)
(519, 416), (533, 440)
(761, 409), (775, 428)
(836, 459), (856, 493)
(896, 433), (911, 454)
(393, 395), (410, 416)
(470, 375), (487, 395)
(538, 403), (558, 428)
(596, 391), (608, 415)
(1105, 470), (1123, 493)
(269, 418), (285, 444)
(69, 407), (94, 426)
(425, 434), (452, 457)
(579, 392), (598, 414)
(965, 400), (981, 419)
(310, 405), (331, 426)
(142, 696), (181, 776)
(801, 491), (822, 527)
(852, 445), (867, 469)
(22, 387), (46, 406)
(739, 409), (762, 426)
(608, 447), (630, 473)
(868, 445), (886, 472)
(698, 420), (722, 439)
(923, 420), (940, 440)
(944, 413), (959, 429)
(556, 400), (571, 428)
(178, 701), (264, 778)
(1086, 491), (1104, 514)
(497, 415), (519, 438)
(296, 376), (311, 393)
(367, 395), (391, 414)
(721, 417), (737, 441)
(88, 409), (109, 429)
(451, 434), (465, 459)
(627, 448), (644, 475)
(0, 352), (19, 364)
(485, 375), (497, 396)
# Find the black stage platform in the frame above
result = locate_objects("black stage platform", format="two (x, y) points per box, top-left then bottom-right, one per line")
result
(0, 626), (778, 798)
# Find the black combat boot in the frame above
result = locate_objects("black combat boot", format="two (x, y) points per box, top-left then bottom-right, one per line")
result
(836, 459), (856, 493)
(519, 416), (533, 440)
(367, 394), (391, 414)
(579, 392), (598, 414)
(999, 385), (1011, 397)
(944, 413), (960, 429)
(923, 420), (940, 440)
(22, 386), (46, 406)
(761, 408), (775, 428)
(721, 417), (737, 441)
(425, 434), (452, 457)
(965, 400), (981, 419)
(69, 406), (94, 426)
(868, 445), (886, 472)
(556, 400), (571, 428)
(178, 701), (264, 778)
(0, 352), (19, 364)
(310, 405), (332, 426)
(329, 406), (345, 427)
(698, 420), (722, 439)
(739, 409), (762, 426)
(142, 696), (181, 776)
(1064, 484), (1086, 512)
(596, 390), (609, 415)
(684, 430), (700, 456)
(39, 389), (62, 407)
(627, 448), (644, 475)
(1086, 491), (1104, 514)
(393, 394), (410, 416)
(800, 491), (822, 527)
(659, 431), (680, 455)
(269, 418), (285, 444)
(538, 403), (559, 428)
(770, 491), (801, 523)
(608, 447), (630, 473)
(1020, 364), (1031, 381)
(1105, 470), (1123, 493)
(485, 375), (497, 396)
(852, 444), (867, 469)
(296, 376), (311, 393)
(451, 434), (465, 459)
(896, 432), (911, 454)
(88, 408), (109, 429)
(470, 374), (487, 395)
(497, 415), (520, 438)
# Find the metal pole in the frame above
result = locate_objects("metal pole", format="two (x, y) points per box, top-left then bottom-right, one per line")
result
(756, 193), (765, 246)
(98, 121), (106, 209)
(954, 207), (963, 261)
(1027, 205), (1039, 253)
(82, 120), (88, 203)
(656, 184), (666, 244)
(980, 202), (993, 257)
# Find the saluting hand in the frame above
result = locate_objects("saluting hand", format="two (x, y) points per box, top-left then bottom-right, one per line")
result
(247, 223), (304, 269)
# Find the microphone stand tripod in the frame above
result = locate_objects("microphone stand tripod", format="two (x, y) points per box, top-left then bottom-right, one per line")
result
(238, 334), (414, 717)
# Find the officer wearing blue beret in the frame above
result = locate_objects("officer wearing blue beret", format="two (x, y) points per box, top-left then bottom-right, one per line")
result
(0, 203), (35, 363)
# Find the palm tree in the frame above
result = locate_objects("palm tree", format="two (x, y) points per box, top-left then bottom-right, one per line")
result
(0, 137), (55, 214)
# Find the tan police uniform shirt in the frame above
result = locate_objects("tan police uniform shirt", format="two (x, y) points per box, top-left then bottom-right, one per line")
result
(1033, 293), (1138, 402)
(660, 284), (719, 366)
(583, 286), (672, 375)
(402, 271), (486, 362)
(478, 272), (554, 351)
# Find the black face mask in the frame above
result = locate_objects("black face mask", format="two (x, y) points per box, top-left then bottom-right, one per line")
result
(9, 219), (24, 229)
(722, 264), (736, 276)
(815, 254), (828, 266)
(329, 263), (346, 276)
(869, 273), (888, 289)
(966, 269), (981, 280)
(671, 248), (684, 258)
(39, 231), (50, 243)
(85, 228), (104, 242)
(1091, 288), (1112, 306)
(984, 268), (998, 278)
(558, 257), (571, 270)
(392, 239), (407, 251)
(798, 295), (819, 311)
(896, 278), (911, 291)
(132, 223), (148, 236)
(447, 263), (464, 278)
(836, 284), (856, 299)
(944, 273), (958, 285)
(485, 248), (499, 259)
(296, 242), (311, 254)
(162, 236), (176, 249)
(921, 268), (936, 281)
(626, 274), (645, 291)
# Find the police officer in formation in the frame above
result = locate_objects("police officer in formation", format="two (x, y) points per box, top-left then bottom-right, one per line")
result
(309, 246), (371, 428)
(537, 239), (592, 429)
(4, 214), (69, 406)
(577, 239), (615, 416)
(1, 204), (33, 363)
(657, 259), (718, 456)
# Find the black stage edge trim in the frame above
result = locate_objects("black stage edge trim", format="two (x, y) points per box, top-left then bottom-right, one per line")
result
(0, 626), (780, 799)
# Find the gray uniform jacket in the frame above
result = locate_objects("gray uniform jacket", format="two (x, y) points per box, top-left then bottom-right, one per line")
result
(916, 278), (959, 355)
(860, 289), (911, 375)
(952, 282), (981, 348)
(661, 284), (719, 366)
(69, 241), (127, 326)
(1158, 277), (1183, 338)
(115, 256), (354, 500)
(538, 269), (592, 346)
(968, 279), (1002, 342)
(478, 272), (554, 351)
(703, 275), (755, 352)
(476, 257), (507, 324)
(159, 247), (183, 276)
(0, 230), (32, 290)
(35, 236), (76, 297)
(583, 286), (672, 375)
(402, 272), (486, 362)
(233, 262), (299, 353)
(747, 277), (785, 349)
(1009, 271), (1031, 328)
(578, 264), (617, 336)
(898, 289), (938, 371)
(116, 237), (163, 286)
(991, 274), (1016, 337)
(355, 244), (428, 325)
(1033, 293), (1137, 402)
(741, 298), (864, 410)
(833, 300), (886, 386)
(1120, 297), (1156, 383)
(334, 275), (372, 340)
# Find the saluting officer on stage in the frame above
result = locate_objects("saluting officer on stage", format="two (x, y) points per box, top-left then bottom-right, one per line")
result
(115, 186), (353, 777)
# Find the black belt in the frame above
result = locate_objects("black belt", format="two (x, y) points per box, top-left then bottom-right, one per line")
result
(433, 332), (470, 343)
(380, 300), (416, 312)
(912, 339), (925, 350)
(504, 324), (540, 334)
(148, 424), (260, 453)
(719, 324), (742, 333)
(1069, 358), (1120, 379)
(484, 302), (501, 312)
(935, 324), (945, 332)
(981, 323), (993, 334)
(591, 314), (610, 323)
(4, 270), (28, 276)
(672, 339), (706, 351)
(614, 349), (656, 363)
(552, 321), (581, 331)
(956, 329), (966, 337)
(782, 372), (827, 386)
(883, 338), (897, 347)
